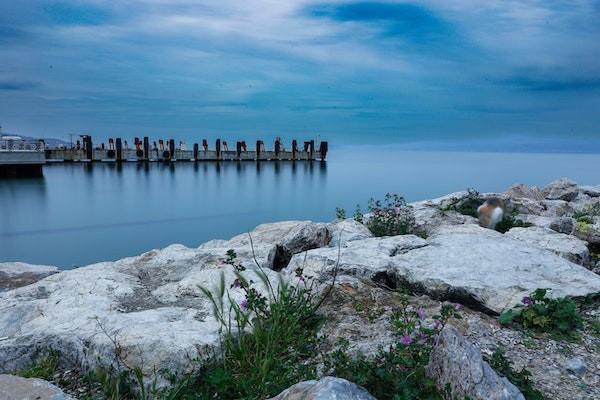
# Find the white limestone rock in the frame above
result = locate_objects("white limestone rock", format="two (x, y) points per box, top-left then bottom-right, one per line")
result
(326, 219), (373, 248)
(506, 227), (590, 266)
(0, 262), (58, 292)
(269, 377), (376, 400)
(0, 374), (74, 400)
(542, 178), (579, 202)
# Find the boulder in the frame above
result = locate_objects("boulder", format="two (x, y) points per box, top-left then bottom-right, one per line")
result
(505, 227), (590, 266)
(327, 219), (373, 248)
(505, 184), (544, 201)
(573, 216), (600, 245)
(0, 374), (74, 400)
(0, 262), (58, 292)
(579, 185), (600, 198)
(269, 377), (376, 400)
(427, 327), (525, 400)
(0, 221), (329, 382)
(542, 178), (579, 202)
(550, 217), (575, 234)
(285, 225), (600, 314)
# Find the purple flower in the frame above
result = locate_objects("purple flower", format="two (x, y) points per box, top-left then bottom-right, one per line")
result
(230, 279), (241, 289)
(416, 308), (426, 320)
(454, 304), (462, 311)
(434, 320), (442, 330)
(400, 335), (412, 346)
(240, 300), (248, 310)
(521, 296), (532, 306)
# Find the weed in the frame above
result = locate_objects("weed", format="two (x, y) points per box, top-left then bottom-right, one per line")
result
(16, 349), (60, 380)
(499, 288), (582, 341)
(486, 349), (544, 400)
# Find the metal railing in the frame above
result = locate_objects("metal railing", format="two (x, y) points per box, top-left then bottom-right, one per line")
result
(0, 139), (45, 152)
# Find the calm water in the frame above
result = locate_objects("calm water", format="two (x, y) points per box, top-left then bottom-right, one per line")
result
(1, 147), (599, 269)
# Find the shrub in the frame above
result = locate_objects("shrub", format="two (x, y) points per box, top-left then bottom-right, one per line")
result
(486, 349), (543, 400)
(494, 216), (532, 234)
(499, 288), (582, 340)
(16, 349), (60, 380)
(335, 207), (346, 220)
(361, 193), (417, 237)
(323, 294), (462, 400)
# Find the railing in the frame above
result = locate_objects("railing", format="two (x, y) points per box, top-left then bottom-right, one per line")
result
(0, 139), (45, 152)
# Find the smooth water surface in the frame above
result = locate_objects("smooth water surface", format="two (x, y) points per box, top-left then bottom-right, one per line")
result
(2, 148), (599, 269)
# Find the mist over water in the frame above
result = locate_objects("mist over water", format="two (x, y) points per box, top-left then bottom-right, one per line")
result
(2, 147), (600, 269)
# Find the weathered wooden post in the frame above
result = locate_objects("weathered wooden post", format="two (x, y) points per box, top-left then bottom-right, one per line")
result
(256, 140), (262, 160)
(319, 141), (328, 161)
(84, 135), (93, 160)
(309, 140), (314, 160)
(216, 139), (221, 159)
(116, 138), (123, 161)
(274, 138), (280, 157)
(236, 141), (242, 159)
(202, 139), (208, 152)
(169, 139), (175, 161)
(292, 139), (297, 160)
(193, 143), (199, 161)
(143, 137), (149, 160)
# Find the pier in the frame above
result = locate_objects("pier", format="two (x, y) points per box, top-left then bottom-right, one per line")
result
(1, 136), (328, 177)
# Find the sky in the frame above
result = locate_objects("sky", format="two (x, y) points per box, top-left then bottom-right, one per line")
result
(1, 1), (600, 150)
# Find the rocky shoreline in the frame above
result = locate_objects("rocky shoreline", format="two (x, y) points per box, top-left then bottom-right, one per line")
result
(1, 178), (600, 399)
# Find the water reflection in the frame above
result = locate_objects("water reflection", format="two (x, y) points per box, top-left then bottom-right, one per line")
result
(2, 148), (600, 269)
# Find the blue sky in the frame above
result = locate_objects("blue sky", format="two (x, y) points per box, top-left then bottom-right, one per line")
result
(1, 1), (599, 150)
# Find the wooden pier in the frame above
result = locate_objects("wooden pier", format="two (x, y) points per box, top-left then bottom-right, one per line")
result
(1, 136), (328, 176)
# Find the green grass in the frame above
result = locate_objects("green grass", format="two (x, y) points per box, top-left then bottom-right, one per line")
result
(486, 350), (544, 400)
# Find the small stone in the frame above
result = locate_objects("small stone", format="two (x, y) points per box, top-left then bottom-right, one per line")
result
(565, 358), (587, 377)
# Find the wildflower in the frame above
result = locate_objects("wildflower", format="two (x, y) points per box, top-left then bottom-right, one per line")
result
(416, 308), (426, 320)
(230, 279), (241, 289)
(400, 335), (412, 346)
(240, 299), (248, 310)
(454, 303), (462, 311)
(521, 296), (532, 306)
(434, 319), (442, 330)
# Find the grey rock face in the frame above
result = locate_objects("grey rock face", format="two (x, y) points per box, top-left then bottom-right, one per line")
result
(564, 357), (587, 377)
(286, 225), (600, 314)
(427, 327), (525, 400)
(543, 178), (579, 202)
(269, 377), (376, 400)
(0, 374), (74, 400)
(327, 219), (373, 248)
(573, 216), (600, 245)
(550, 217), (575, 235)
(506, 184), (544, 201)
(506, 227), (590, 266)
(0, 262), (58, 292)
(0, 221), (326, 382)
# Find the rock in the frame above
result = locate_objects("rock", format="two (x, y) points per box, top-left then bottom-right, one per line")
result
(564, 358), (587, 377)
(550, 217), (575, 234)
(0, 374), (74, 400)
(427, 327), (525, 400)
(543, 178), (579, 202)
(505, 227), (590, 266)
(505, 184), (544, 201)
(223, 220), (330, 270)
(573, 216), (600, 245)
(269, 377), (376, 400)
(327, 219), (373, 247)
(541, 200), (573, 217)
(0, 221), (330, 382)
(580, 185), (600, 197)
(285, 225), (600, 314)
(0, 262), (59, 292)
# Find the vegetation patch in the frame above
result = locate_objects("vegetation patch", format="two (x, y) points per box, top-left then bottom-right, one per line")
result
(323, 294), (461, 399)
(486, 349), (544, 400)
(494, 216), (533, 234)
(499, 288), (582, 341)
(453, 188), (484, 218)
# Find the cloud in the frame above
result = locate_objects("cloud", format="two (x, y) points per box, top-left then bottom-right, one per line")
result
(0, 81), (41, 91)
(0, 25), (28, 42)
(43, 3), (112, 25)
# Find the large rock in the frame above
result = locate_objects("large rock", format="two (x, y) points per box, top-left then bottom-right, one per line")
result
(0, 221), (328, 381)
(506, 227), (590, 266)
(427, 327), (525, 400)
(269, 377), (376, 400)
(505, 184), (544, 201)
(0, 374), (74, 400)
(0, 262), (58, 292)
(327, 219), (373, 248)
(285, 225), (600, 314)
(543, 178), (579, 202)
